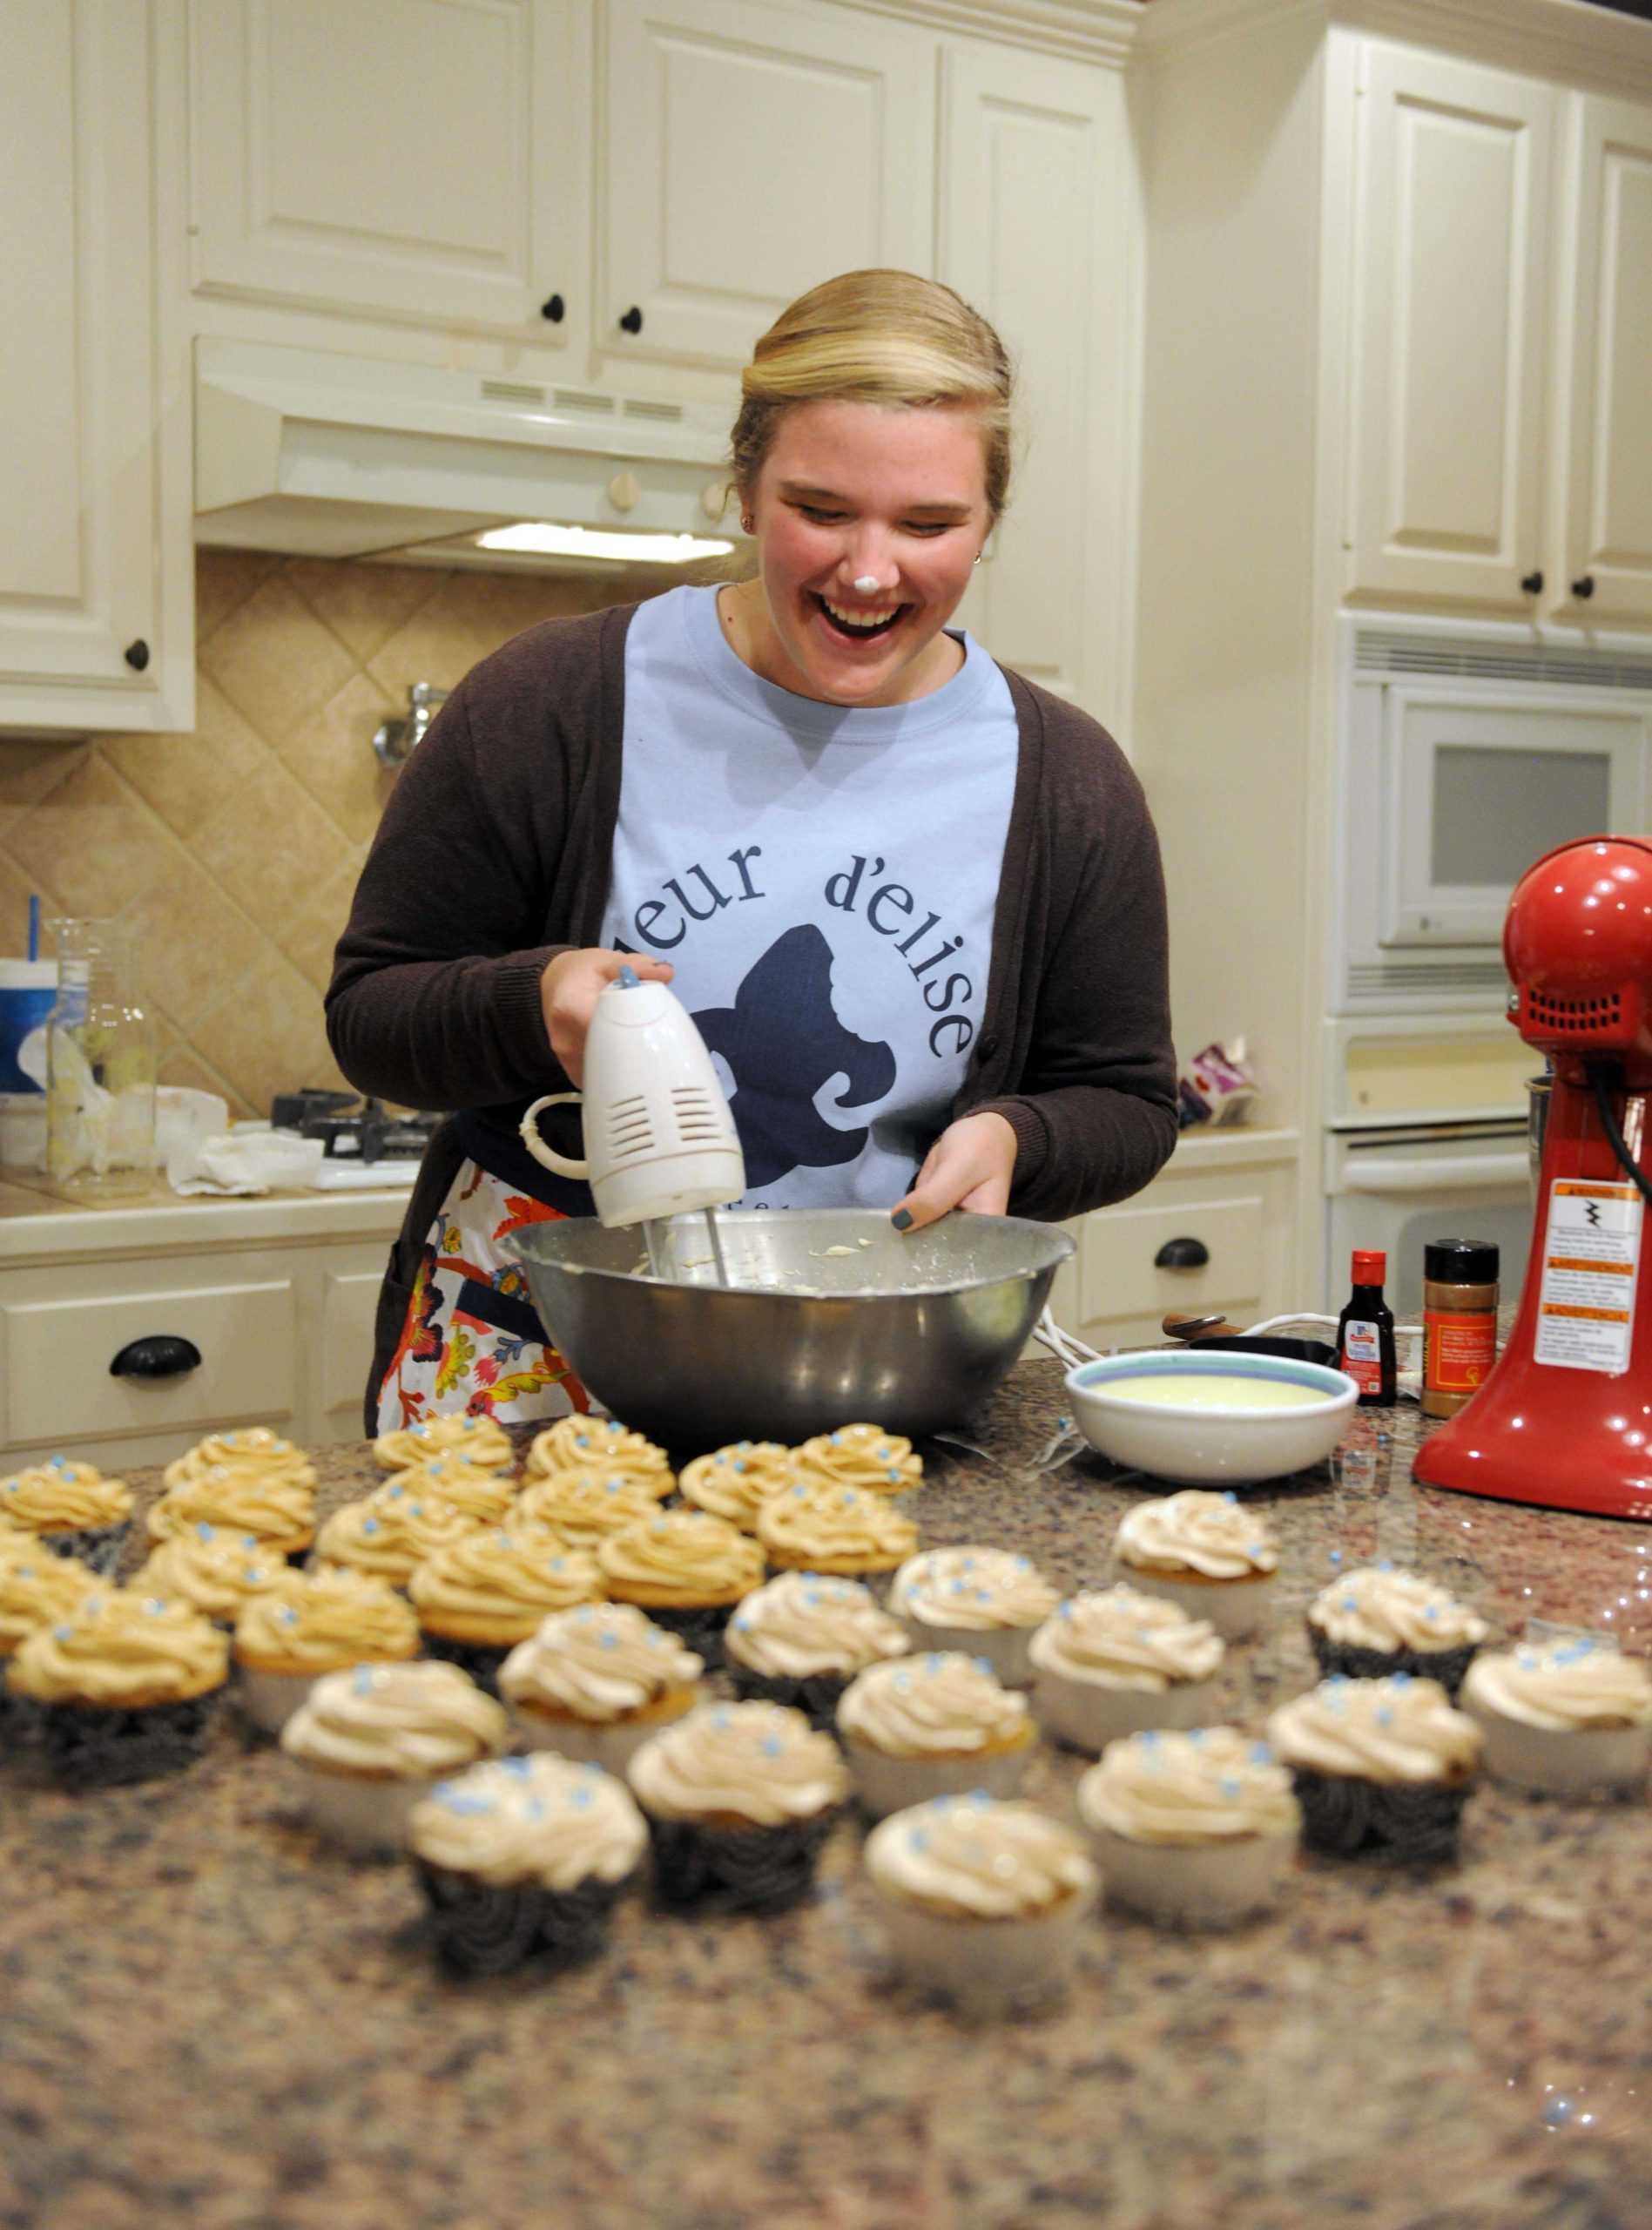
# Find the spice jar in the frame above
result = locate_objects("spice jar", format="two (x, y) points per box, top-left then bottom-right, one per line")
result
(1422, 1240), (1500, 1420)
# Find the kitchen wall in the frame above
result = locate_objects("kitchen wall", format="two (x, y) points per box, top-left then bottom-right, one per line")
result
(0, 551), (629, 1118)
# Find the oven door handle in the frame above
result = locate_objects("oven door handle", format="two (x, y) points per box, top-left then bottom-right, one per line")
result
(1341, 1152), (1528, 1193)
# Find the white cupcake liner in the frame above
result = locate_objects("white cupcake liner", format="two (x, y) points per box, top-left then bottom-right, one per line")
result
(869, 1877), (1097, 2009)
(296, 1762), (442, 1855)
(1115, 1564), (1275, 1642)
(1085, 1823), (1297, 1928)
(511, 1698), (698, 1774)
(1032, 1668), (1217, 1755)
(898, 1620), (1038, 1689)
(239, 1664), (321, 1736)
(842, 1734), (1033, 1821)
(1462, 1699), (1650, 1799)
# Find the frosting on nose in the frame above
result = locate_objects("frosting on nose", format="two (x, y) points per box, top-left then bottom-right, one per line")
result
(852, 574), (880, 594)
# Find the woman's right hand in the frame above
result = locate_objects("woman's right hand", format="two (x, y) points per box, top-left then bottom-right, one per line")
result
(538, 949), (675, 1086)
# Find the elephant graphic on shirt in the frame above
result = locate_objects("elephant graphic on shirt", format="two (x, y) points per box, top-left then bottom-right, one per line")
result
(692, 924), (896, 1190)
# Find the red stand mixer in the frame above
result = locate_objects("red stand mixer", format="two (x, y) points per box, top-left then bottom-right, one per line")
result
(1413, 836), (1652, 1522)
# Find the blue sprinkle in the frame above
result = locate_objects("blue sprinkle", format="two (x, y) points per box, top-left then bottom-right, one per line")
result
(1390, 1671), (1412, 1688)
(352, 1667), (375, 1693)
(886, 1470), (900, 1484)
(1377, 1706), (1394, 1727)
(968, 1789), (990, 1809)
(437, 1788), (495, 1815)
(908, 1827), (929, 1852)
(1223, 1491), (1237, 1504)
(1329, 1551), (1343, 1567)
(501, 1756), (532, 1776)
(926, 1654), (944, 1672)
(1186, 1729), (1204, 1746)
(762, 1735), (781, 1757)
(1220, 1777), (1242, 1799)
(1139, 1730), (1160, 1748)
(1342, 1594), (1359, 1612)
(361, 1518), (380, 1537)
(570, 1785), (593, 1809)
(1250, 1740), (1272, 1764)
(1377, 1558), (1394, 1572)
(277, 1606), (299, 1627)
(973, 1656), (993, 1677)
(732, 1616), (751, 1632)
(195, 1522), (215, 1542)
(1425, 1605), (1439, 1622)
(711, 1709), (731, 1731)
(53, 1623), (73, 1640)
(599, 1631), (619, 1649)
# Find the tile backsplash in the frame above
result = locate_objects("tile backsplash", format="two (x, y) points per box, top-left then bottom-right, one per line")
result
(0, 551), (628, 1118)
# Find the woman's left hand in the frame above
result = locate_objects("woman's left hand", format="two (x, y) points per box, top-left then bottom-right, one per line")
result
(890, 1112), (1018, 1231)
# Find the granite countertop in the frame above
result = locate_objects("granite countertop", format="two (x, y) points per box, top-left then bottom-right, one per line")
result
(3, 1370), (1649, 2230)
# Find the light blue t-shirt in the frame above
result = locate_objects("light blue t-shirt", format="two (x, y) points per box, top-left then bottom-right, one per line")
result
(598, 585), (1018, 1210)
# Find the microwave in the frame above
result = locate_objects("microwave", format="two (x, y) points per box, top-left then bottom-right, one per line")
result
(1334, 628), (1652, 1011)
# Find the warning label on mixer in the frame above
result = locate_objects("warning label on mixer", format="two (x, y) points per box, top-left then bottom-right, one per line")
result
(1534, 1180), (1642, 1373)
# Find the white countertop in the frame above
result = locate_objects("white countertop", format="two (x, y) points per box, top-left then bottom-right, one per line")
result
(0, 1169), (410, 1262)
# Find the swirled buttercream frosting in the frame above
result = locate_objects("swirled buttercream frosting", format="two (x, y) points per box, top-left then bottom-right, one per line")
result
(838, 1652), (1030, 1759)
(502, 1604), (703, 1722)
(515, 1469), (664, 1547)
(597, 1512), (763, 1604)
(374, 1413), (515, 1473)
(524, 1416), (672, 1490)
(1268, 1675), (1481, 1784)
(9, 1588), (228, 1704)
(790, 1424), (922, 1497)
(162, 1429), (316, 1496)
(1078, 1727), (1300, 1844)
(1308, 1566), (1488, 1652)
(0, 1551), (101, 1653)
(132, 1525), (287, 1623)
(409, 1754), (647, 1889)
(313, 1486), (481, 1584)
(678, 1443), (797, 1529)
(892, 1547), (1059, 1633)
(866, 1794), (1095, 1919)
(280, 1660), (507, 1778)
(233, 1565), (419, 1671)
(1028, 1585), (1224, 1691)
(627, 1700), (848, 1825)
(380, 1456), (517, 1525)
(146, 1470), (316, 1551)
(408, 1525), (603, 1639)
(725, 1573), (910, 1679)
(1, 1458), (132, 1532)
(1116, 1491), (1279, 1578)
(755, 1482), (918, 1572)
(1463, 1639), (1652, 1731)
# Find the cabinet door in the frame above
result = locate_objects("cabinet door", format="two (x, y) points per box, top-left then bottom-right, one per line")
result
(597, 0), (934, 371)
(189, 0), (589, 347)
(939, 44), (1126, 717)
(1554, 95), (1652, 626)
(1347, 45), (1554, 612)
(0, 0), (192, 733)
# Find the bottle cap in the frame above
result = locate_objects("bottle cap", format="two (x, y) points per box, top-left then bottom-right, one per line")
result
(1425, 1239), (1500, 1285)
(1351, 1249), (1386, 1283)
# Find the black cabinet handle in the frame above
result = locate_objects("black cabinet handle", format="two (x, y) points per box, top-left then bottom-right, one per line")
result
(124, 639), (150, 671)
(1520, 571), (1543, 596)
(1572, 575), (1595, 600)
(617, 306), (643, 334)
(540, 293), (564, 323)
(110, 1334), (201, 1381)
(1155, 1237), (1210, 1271)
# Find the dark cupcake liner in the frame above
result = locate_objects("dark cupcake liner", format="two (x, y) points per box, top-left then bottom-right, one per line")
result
(1306, 1626), (1480, 1700)
(418, 1632), (514, 1697)
(0, 1664), (42, 1747)
(630, 1602), (736, 1672)
(414, 1860), (627, 1977)
(40, 1521), (132, 1580)
(726, 1665), (851, 1733)
(645, 1806), (839, 1913)
(1290, 1765), (1473, 1866)
(34, 1686), (223, 1789)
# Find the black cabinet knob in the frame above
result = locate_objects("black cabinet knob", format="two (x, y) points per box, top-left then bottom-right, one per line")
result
(1520, 571), (1543, 595)
(124, 639), (150, 671)
(110, 1334), (202, 1381)
(1155, 1237), (1210, 1271)
(617, 306), (643, 334)
(1572, 574), (1595, 600)
(540, 293), (565, 323)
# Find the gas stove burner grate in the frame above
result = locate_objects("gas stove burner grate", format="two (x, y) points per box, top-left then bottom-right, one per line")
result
(269, 1088), (442, 1161)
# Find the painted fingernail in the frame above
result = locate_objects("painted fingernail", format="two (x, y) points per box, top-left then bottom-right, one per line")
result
(891, 1209), (914, 1231)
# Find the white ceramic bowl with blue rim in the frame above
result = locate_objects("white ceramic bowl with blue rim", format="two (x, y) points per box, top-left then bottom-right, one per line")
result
(1063, 1351), (1359, 1485)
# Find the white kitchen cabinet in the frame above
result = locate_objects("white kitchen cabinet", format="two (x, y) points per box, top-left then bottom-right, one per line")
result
(0, 0), (192, 735)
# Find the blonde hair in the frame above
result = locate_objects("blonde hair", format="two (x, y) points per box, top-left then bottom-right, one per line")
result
(730, 269), (1014, 522)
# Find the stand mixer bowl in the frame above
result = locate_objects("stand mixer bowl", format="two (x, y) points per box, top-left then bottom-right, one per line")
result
(503, 1209), (1075, 1450)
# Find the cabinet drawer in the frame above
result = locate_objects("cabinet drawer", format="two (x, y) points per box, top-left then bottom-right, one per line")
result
(1077, 1193), (1266, 1325)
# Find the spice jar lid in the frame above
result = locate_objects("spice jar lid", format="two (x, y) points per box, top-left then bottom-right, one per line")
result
(1351, 1249), (1386, 1283)
(1425, 1239), (1500, 1284)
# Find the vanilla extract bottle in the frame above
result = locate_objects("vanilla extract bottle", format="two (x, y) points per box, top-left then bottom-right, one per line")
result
(1336, 1248), (1397, 1408)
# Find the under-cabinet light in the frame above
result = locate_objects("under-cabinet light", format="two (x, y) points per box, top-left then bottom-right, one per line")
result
(472, 523), (735, 564)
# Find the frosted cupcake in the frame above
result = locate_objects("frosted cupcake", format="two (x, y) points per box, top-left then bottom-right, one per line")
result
(0, 1546), (101, 1732)
(164, 1428), (317, 1497)
(864, 1794), (1097, 2008)
(888, 1548), (1059, 1687)
(836, 1652), (1035, 1818)
(146, 1466), (317, 1560)
(1306, 1564), (1487, 1696)
(524, 1416), (673, 1494)
(756, 1481), (919, 1579)
(381, 1456), (518, 1527)
(678, 1442), (796, 1531)
(374, 1412), (515, 1475)
(1461, 1637), (1652, 1798)
(131, 1524), (288, 1632)
(515, 1468), (662, 1549)
(311, 1484), (481, 1590)
(0, 1457), (134, 1576)
(1268, 1674), (1482, 1863)
(627, 1699), (849, 1911)
(502, 1603), (705, 1770)
(408, 1524), (604, 1690)
(725, 1572), (909, 1727)
(1028, 1585), (1225, 1753)
(280, 1660), (508, 1855)
(409, 1754), (648, 1976)
(596, 1510), (763, 1666)
(233, 1565), (421, 1734)
(1114, 1491), (1279, 1639)
(10, 1589), (229, 1787)
(1075, 1727), (1301, 1927)
(790, 1424), (922, 1497)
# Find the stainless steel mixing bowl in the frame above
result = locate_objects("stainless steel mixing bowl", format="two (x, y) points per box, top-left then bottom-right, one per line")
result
(503, 1208), (1075, 1450)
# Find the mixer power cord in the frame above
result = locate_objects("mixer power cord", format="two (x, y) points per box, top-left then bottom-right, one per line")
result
(1588, 1062), (1652, 1211)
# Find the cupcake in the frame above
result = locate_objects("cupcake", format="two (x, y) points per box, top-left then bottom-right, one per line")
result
(887, 1548), (1059, 1687)
(0, 1546), (101, 1733)
(1306, 1564), (1487, 1696)
(502, 1603), (705, 1771)
(381, 1456), (518, 1527)
(374, 1412), (515, 1474)
(514, 1468), (662, 1549)
(409, 1754), (647, 1977)
(725, 1572), (909, 1727)
(1114, 1490), (1279, 1640)
(280, 1660), (508, 1855)
(755, 1481), (919, 1580)
(9, 1588), (229, 1787)
(596, 1510), (763, 1666)
(311, 1483), (481, 1590)
(233, 1565), (421, 1735)
(1028, 1585), (1225, 1753)
(627, 1700), (848, 1911)
(864, 1794), (1097, 2008)
(146, 1466), (317, 1560)
(131, 1524), (288, 1632)
(790, 1424), (922, 1497)
(836, 1652), (1035, 1818)
(1075, 1727), (1301, 1927)
(1461, 1637), (1652, 1798)
(0, 1457), (134, 1575)
(1267, 1674), (1482, 1864)
(163, 1428), (317, 1497)
(408, 1524), (604, 1690)
(524, 1416), (673, 1493)
(678, 1442), (796, 1531)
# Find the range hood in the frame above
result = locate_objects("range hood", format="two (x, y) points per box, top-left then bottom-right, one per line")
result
(193, 338), (742, 572)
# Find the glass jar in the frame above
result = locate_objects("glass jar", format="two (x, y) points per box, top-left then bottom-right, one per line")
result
(1421, 1239), (1500, 1421)
(44, 918), (156, 1199)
